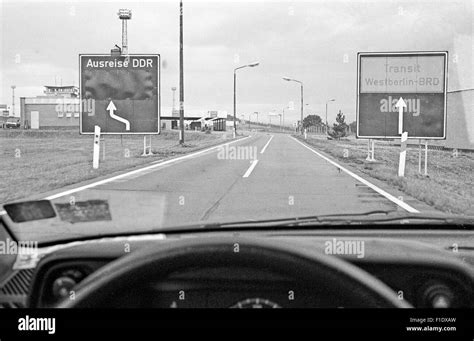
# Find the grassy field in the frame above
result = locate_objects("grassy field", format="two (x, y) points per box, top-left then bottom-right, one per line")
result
(296, 134), (474, 216)
(0, 129), (233, 204)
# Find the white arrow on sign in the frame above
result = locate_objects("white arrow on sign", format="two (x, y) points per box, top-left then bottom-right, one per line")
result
(394, 97), (406, 135)
(107, 101), (130, 131)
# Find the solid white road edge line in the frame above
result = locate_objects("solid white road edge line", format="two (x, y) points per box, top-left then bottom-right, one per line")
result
(290, 136), (420, 213)
(260, 135), (274, 154)
(29, 135), (252, 203)
(243, 160), (259, 178)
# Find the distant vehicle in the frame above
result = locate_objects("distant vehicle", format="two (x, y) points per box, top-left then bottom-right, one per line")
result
(4, 117), (20, 129)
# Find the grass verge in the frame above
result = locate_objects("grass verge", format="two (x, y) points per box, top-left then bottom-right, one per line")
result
(1, 129), (235, 204)
(295, 134), (474, 216)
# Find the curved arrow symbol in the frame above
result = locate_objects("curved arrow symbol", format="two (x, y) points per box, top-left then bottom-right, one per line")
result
(107, 101), (130, 131)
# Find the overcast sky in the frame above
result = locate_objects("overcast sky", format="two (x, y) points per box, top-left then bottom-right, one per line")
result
(0, 0), (472, 124)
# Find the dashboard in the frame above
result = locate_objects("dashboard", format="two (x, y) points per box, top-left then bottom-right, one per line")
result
(1, 229), (474, 308)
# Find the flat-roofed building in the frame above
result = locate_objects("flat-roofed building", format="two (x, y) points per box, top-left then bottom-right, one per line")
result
(20, 86), (80, 129)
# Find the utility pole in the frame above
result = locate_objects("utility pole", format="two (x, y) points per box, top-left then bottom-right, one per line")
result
(179, 0), (185, 144)
(233, 71), (236, 136)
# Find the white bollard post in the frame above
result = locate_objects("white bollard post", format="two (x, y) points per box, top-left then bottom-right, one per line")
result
(304, 128), (307, 140)
(93, 125), (101, 169)
(371, 139), (375, 160)
(398, 132), (408, 177)
(101, 137), (105, 161)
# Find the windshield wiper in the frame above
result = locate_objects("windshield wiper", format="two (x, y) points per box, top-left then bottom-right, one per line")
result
(194, 211), (474, 229)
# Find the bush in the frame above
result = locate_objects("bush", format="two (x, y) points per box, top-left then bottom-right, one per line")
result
(328, 110), (348, 140)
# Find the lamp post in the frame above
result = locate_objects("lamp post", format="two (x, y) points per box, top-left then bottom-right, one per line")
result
(234, 62), (259, 137)
(280, 106), (291, 132)
(283, 77), (303, 134)
(325, 99), (335, 134)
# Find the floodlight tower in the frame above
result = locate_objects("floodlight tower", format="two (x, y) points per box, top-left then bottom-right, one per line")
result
(117, 9), (132, 55)
(11, 85), (16, 116)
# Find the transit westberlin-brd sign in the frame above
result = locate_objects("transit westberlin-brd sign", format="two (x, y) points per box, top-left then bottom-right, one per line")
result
(357, 51), (447, 139)
(79, 54), (160, 134)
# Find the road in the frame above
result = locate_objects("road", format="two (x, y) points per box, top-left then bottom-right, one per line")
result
(34, 132), (437, 237)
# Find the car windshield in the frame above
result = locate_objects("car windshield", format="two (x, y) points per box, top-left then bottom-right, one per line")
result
(1, 0), (473, 244)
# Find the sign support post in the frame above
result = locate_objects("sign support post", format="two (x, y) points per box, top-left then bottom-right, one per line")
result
(366, 139), (375, 161)
(93, 125), (101, 169)
(142, 135), (153, 156)
(424, 141), (428, 176)
(418, 139), (422, 174)
(101, 137), (105, 161)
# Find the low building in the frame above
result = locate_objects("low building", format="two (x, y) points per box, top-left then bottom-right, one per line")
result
(20, 85), (80, 129)
(0, 104), (11, 125)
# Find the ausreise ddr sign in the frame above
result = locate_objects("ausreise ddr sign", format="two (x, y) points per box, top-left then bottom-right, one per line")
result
(356, 52), (447, 139)
(79, 54), (160, 134)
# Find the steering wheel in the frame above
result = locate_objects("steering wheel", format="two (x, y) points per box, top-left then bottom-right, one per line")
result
(57, 236), (411, 308)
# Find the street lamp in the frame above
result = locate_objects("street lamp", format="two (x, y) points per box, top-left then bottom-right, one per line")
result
(325, 99), (335, 134)
(234, 62), (259, 137)
(281, 106), (290, 132)
(283, 77), (303, 134)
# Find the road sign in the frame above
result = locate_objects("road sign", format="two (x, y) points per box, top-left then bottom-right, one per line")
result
(79, 54), (160, 134)
(356, 51), (447, 139)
